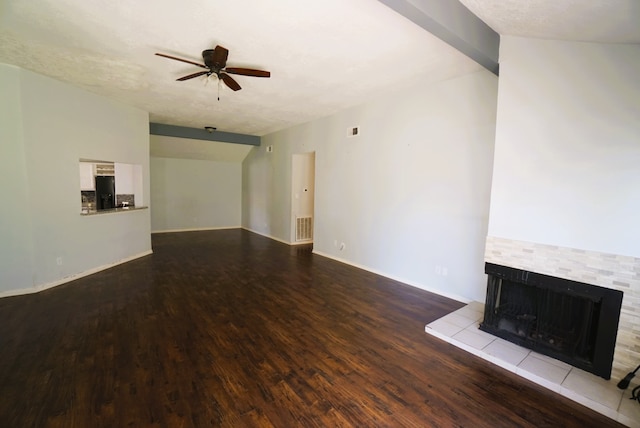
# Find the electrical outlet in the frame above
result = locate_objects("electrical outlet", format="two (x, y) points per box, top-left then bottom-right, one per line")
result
(56, 257), (63, 266)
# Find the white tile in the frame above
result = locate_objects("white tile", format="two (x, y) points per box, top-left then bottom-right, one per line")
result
(424, 326), (455, 345)
(617, 387), (640, 428)
(517, 369), (564, 393)
(467, 301), (485, 312)
(426, 318), (463, 338)
(464, 324), (496, 342)
(560, 387), (619, 420)
(528, 351), (572, 371)
(517, 354), (570, 385)
(562, 368), (624, 411)
(483, 339), (530, 367)
(439, 312), (477, 329)
(452, 305), (483, 322)
(484, 353), (519, 373)
(452, 328), (495, 350)
(617, 413), (640, 428)
(425, 325), (487, 361)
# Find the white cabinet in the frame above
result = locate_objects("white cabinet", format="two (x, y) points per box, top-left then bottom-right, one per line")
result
(95, 163), (115, 176)
(79, 162), (95, 190)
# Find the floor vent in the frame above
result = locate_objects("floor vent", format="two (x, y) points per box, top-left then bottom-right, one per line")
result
(296, 217), (313, 241)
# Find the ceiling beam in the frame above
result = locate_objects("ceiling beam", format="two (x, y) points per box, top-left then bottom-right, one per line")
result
(377, 0), (499, 75)
(149, 123), (261, 146)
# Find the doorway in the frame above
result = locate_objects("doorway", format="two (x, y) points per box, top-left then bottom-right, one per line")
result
(291, 152), (315, 244)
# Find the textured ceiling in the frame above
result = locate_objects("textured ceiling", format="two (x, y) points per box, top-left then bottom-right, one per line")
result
(1, 1), (637, 140)
(459, 0), (640, 44)
(0, 0), (481, 137)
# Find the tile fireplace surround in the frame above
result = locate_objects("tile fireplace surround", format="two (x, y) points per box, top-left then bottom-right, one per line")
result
(483, 236), (640, 382)
(426, 236), (640, 425)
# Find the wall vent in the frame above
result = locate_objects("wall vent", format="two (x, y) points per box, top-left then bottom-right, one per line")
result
(295, 217), (313, 241)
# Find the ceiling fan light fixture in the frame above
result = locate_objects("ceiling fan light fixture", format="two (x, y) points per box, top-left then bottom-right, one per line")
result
(156, 45), (270, 93)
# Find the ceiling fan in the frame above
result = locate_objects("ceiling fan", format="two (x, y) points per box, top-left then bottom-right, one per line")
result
(155, 45), (270, 92)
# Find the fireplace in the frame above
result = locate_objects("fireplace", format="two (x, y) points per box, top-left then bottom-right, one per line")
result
(480, 263), (624, 379)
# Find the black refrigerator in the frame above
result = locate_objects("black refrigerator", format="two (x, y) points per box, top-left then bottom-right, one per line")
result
(95, 175), (115, 210)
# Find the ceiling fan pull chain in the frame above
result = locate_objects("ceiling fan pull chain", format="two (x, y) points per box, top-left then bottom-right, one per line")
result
(218, 78), (221, 101)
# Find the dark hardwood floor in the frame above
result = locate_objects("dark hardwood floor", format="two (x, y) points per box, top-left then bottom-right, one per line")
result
(0, 229), (623, 427)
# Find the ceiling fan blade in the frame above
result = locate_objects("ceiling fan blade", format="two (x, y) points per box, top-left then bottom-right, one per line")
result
(225, 67), (271, 78)
(176, 71), (209, 81)
(212, 45), (229, 68)
(155, 53), (207, 69)
(220, 73), (241, 91)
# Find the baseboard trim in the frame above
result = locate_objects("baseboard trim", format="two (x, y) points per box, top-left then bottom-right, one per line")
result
(241, 227), (292, 245)
(239, 229), (471, 303)
(290, 240), (313, 246)
(0, 250), (153, 299)
(312, 250), (471, 304)
(151, 226), (241, 234)
(4, 229), (469, 305)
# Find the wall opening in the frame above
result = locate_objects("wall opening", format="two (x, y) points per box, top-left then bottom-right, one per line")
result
(291, 152), (315, 244)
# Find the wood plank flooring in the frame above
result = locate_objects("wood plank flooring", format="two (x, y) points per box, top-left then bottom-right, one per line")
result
(0, 229), (623, 427)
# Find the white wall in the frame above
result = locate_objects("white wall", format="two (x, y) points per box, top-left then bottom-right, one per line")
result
(243, 70), (498, 302)
(150, 157), (242, 232)
(0, 65), (34, 290)
(489, 37), (640, 257)
(0, 64), (151, 296)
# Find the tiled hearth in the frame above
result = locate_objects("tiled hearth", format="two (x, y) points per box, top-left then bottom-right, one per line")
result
(485, 236), (640, 382)
(426, 302), (640, 427)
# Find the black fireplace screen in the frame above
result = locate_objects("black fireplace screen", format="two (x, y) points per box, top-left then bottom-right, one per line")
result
(480, 263), (623, 380)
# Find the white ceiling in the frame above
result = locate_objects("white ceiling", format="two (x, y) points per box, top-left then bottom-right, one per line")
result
(0, 0), (481, 137)
(1, 0), (637, 139)
(459, 0), (640, 44)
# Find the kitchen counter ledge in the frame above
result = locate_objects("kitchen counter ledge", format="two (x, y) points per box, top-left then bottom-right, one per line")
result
(80, 206), (148, 216)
